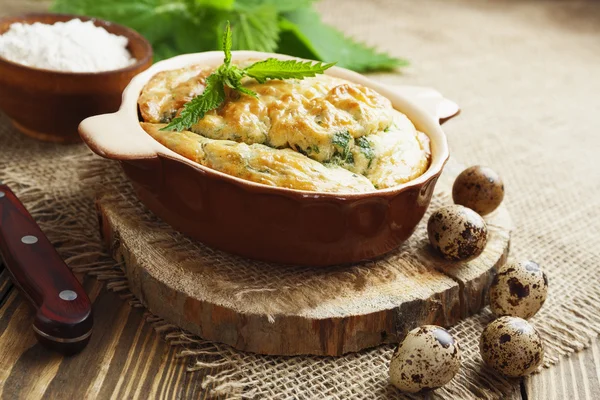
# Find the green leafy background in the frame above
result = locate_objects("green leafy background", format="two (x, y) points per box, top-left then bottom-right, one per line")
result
(51, 0), (407, 72)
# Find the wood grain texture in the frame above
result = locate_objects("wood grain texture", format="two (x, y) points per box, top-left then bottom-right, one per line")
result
(96, 159), (511, 356)
(523, 340), (600, 400)
(3, 264), (590, 400)
(0, 269), (219, 400)
(0, 268), (13, 308)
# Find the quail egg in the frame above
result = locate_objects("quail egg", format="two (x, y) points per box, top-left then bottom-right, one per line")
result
(480, 316), (544, 377)
(453, 166), (504, 215)
(389, 325), (461, 393)
(427, 205), (488, 261)
(490, 261), (548, 319)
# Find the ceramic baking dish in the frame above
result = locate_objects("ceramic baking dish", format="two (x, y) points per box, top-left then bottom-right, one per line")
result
(79, 51), (453, 266)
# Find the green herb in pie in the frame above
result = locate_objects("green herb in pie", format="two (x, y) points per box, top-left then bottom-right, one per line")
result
(162, 22), (335, 132)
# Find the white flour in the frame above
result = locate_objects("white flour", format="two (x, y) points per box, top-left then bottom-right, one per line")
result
(0, 19), (137, 73)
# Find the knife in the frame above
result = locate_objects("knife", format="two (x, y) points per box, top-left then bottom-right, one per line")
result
(0, 183), (92, 355)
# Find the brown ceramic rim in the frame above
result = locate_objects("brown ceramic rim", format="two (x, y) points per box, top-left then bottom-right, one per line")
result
(0, 13), (153, 76)
(79, 51), (450, 198)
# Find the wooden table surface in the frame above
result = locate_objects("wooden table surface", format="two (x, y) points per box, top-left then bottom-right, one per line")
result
(0, 267), (216, 399)
(1, 0), (599, 399)
(2, 262), (599, 400)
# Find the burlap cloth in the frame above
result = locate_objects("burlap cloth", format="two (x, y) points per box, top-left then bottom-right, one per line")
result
(1, 0), (600, 398)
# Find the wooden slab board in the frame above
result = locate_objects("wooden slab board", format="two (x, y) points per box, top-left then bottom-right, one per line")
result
(97, 159), (511, 356)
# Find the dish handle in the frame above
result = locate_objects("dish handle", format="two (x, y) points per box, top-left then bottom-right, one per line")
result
(390, 85), (460, 125)
(79, 112), (158, 160)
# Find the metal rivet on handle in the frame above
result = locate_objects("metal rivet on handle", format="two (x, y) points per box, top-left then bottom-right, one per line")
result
(59, 290), (78, 301)
(21, 235), (38, 244)
(0, 190), (5, 198)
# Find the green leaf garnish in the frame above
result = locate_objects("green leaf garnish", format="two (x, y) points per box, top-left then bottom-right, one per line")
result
(162, 21), (335, 131)
(244, 59), (336, 84)
(163, 73), (225, 131)
(235, 0), (316, 12)
(222, 21), (232, 66)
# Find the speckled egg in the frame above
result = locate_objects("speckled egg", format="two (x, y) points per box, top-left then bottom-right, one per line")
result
(480, 316), (544, 377)
(389, 325), (461, 393)
(427, 205), (488, 261)
(453, 166), (504, 215)
(490, 261), (548, 319)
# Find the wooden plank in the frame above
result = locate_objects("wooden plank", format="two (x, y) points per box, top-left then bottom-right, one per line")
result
(0, 267), (14, 309)
(524, 341), (600, 400)
(0, 275), (213, 399)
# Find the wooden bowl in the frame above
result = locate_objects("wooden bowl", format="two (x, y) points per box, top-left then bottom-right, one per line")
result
(0, 13), (153, 143)
(80, 51), (453, 266)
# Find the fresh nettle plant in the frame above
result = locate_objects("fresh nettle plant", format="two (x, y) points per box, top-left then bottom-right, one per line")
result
(51, 0), (406, 72)
(162, 22), (335, 132)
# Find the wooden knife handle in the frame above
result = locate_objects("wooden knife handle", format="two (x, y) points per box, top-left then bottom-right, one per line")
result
(0, 185), (92, 354)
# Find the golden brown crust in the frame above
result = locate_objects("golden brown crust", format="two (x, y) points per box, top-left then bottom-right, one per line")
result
(138, 65), (212, 123)
(138, 64), (431, 192)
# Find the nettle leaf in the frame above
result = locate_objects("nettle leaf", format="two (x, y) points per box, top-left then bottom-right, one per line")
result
(52, 0), (187, 45)
(234, 0), (317, 12)
(221, 65), (258, 97)
(227, 5), (280, 53)
(52, 0), (103, 13)
(332, 131), (352, 149)
(222, 21), (233, 66)
(232, 85), (258, 98)
(276, 18), (321, 61)
(244, 59), (335, 83)
(52, 0), (169, 18)
(278, 8), (407, 72)
(162, 73), (225, 132)
(170, 16), (217, 58)
(159, 22), (334, 130)
(356, 136), (375, 167)
(153, 40), (182, 60)
(356, 136), (374, 160)
(170, 6), (230, 61)
(191, 0), (234, 10)
(52, 0), (408, 72)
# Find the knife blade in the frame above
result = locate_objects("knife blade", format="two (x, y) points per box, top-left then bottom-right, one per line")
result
(0, 183), (92, 355)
